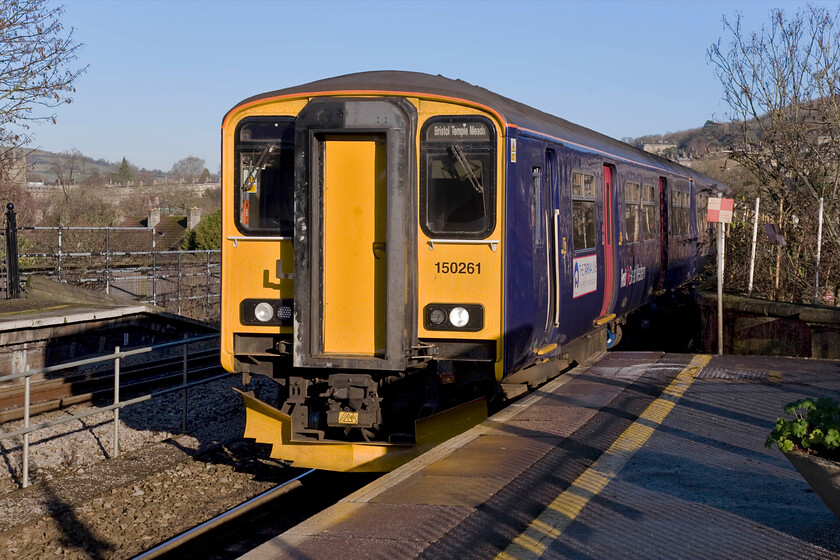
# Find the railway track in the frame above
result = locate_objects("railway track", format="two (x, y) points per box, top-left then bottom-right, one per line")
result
(134, 469), (380, 560)
(0, 347), (223, 423)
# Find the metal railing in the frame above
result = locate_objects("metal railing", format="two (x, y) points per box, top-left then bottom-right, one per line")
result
(1, 214), (221, 322)
(0, 333), (225, 488)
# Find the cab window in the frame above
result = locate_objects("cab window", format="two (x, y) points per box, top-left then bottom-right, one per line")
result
(234, 118), (296, 235)
(420, 117), (496, 238)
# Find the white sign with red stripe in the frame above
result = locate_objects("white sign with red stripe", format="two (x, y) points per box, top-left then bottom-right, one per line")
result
(707, 197), (734, 223)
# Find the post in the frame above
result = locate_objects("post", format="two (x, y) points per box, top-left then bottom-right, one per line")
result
(22, 374), (30, 488)
(814, 197), (824, 305)
(151, 227), (157, 306)
(113, 346), (120, 458)
(747, 197), (759, 296)
(177, 251), (182, 315)
(775, 198), (783, 300)
(105, 228), (111, 295)
(5, 203), (20, 299)
(57, 226), (63, 282)
(205, 250), (211, 318)
(181, 335), (188, 433)
(717, 221), (724, 355)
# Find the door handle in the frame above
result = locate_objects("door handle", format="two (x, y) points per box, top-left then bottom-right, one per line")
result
(372, 242), (386, 260)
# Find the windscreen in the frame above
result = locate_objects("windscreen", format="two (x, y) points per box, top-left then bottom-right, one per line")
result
(234, 118), (295, 235)
(420, 117), (496, 238)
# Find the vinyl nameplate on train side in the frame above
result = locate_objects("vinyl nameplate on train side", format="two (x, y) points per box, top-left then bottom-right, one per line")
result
(425, 122), (490, 142)
(620, 264), (646, 287)
(573, 255), (598, 298)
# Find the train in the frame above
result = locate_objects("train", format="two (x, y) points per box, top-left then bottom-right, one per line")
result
(220, 71), (727, 472)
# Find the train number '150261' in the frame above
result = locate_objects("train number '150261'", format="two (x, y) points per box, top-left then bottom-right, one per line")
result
(435, 262), (482, 274)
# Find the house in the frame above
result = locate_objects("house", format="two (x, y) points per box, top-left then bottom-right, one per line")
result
(115, 207), (202, 252)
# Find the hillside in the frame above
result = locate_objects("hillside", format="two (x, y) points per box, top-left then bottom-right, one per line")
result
(24, 149), (214, 186)
(622, 120), (744, 159)
(27, 149), (116, 178)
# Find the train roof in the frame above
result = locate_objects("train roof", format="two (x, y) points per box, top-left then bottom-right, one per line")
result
(229, 70), (726, 189)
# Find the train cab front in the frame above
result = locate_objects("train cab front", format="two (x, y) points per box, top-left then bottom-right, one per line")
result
(221, 92), (502, 472)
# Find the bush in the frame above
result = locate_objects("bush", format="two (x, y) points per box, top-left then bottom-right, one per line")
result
(766, 397), (840, 461)
(182, 209), (220, 250)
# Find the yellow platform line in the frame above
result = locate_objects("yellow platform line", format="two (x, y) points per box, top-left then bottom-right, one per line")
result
(497, 354), (712, 560)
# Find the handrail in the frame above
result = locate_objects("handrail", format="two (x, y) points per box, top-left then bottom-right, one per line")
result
(0, 332), (224, 488)
(0, 334), (218, 384)
(426, 239), (500, 251)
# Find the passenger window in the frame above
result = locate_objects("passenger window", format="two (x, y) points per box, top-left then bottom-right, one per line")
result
(697, 194), (708, 231)
(234, 118), (296, 235)
(625, 181), (640, 243)
(572, 172), (596, 251)
(670, 190), (682, 236)
(642, 183), (656, 238)
(420, 117), (496, 238)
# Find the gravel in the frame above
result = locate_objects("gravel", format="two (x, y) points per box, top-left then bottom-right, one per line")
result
(0, 373), (295, 559)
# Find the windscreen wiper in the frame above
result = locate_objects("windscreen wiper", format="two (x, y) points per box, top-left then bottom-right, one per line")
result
(242, 144), (277, 190)
(448, 145), (484, 194)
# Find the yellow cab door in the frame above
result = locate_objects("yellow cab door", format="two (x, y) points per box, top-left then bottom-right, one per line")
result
(322, 135), (386, 355)
(293, 98), (417, 371)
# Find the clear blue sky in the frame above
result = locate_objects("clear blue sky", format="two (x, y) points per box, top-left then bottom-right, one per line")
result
(32, 0), (822, 173)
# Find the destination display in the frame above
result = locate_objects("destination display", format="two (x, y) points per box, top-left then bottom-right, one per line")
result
(425, 121), (491, 142)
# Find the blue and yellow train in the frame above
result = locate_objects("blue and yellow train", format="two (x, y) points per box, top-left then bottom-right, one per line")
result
(220, 71), (726, 471)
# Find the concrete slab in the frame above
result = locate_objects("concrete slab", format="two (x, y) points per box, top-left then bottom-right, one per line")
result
(421, 435), (561, 479)
(372, 473), (509, 507)
(485, 406), (599, 439)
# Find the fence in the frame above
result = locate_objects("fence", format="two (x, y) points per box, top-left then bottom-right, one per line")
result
(0, 334), (224, 488)
(2, 205), (220, 322)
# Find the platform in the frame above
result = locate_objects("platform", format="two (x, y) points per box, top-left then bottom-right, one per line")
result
(241, 351), (840, 559)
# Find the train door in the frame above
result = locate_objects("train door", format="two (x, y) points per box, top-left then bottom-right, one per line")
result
(293, 98), (417, 371)
(545, 149), (560, 328)
(599, 164), (617, 317)
(322, 135), (386, 354)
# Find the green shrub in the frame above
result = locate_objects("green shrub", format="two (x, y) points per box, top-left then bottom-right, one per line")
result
(181, 209), (220, 250)
(766, 397), (840, 461)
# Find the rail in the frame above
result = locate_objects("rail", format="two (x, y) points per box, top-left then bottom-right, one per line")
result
(131, 468), (316, 560)
(0, 333), (224, 488)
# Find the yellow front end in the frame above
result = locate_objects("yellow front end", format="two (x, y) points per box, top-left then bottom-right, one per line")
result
(221, 93), (504, 472)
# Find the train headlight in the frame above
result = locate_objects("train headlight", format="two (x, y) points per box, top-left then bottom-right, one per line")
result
(429, 307), (447, 326)
(449, 307), (470, 328)
(424, 303), (483, 331)
(254, 302), (274, 322)
(241, 299), (294, 326)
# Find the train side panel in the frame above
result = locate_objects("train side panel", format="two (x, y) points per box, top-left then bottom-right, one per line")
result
(503, 135), (717, 373)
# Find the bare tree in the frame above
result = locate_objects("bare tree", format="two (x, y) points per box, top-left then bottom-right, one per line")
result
(0, 1), (86, 161)
(51, 148), (84, 201)
(170, 156), (205, 183)
(43, 185), (117, 227)
(708, 6), (840, 303)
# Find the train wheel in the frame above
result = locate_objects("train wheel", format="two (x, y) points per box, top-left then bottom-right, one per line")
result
(606, 324), (623, 349)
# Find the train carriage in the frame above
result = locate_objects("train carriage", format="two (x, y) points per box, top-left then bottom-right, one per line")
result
(220, 71), (726, 472)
